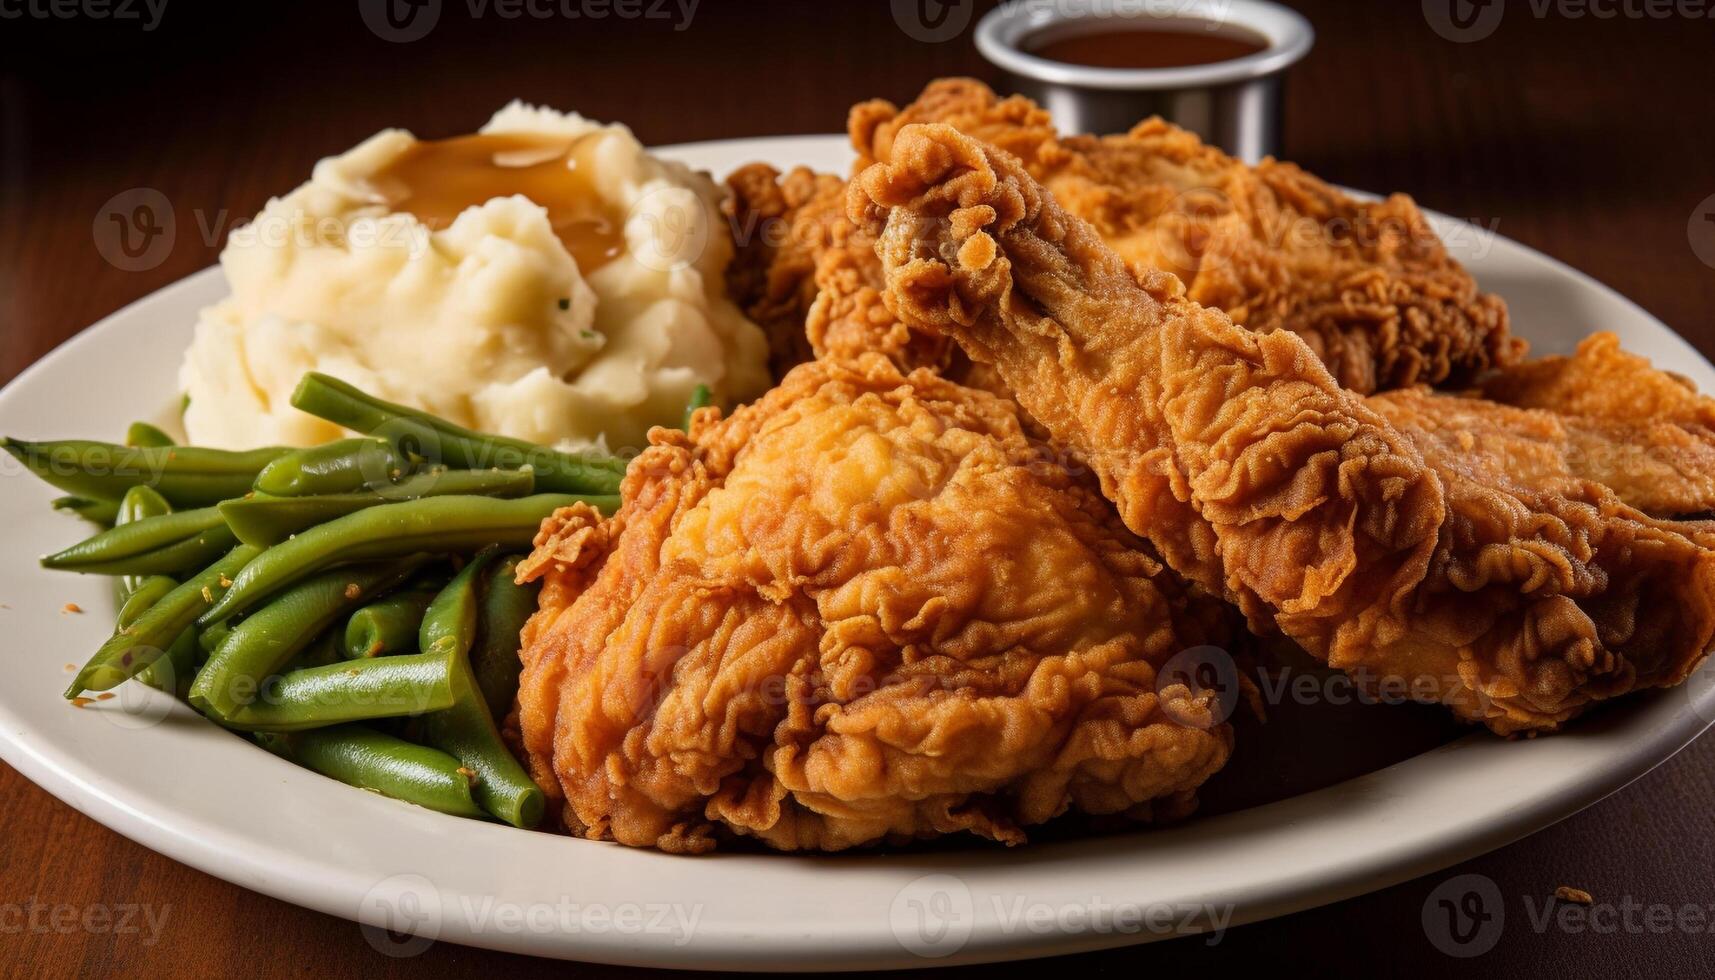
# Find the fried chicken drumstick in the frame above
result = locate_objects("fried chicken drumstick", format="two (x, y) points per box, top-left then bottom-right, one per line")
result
(850, 79), (1522, 393)
(854, 123), (1715, 734)
(727, 81), (1520, 394)
(514, 355), (1235, 851)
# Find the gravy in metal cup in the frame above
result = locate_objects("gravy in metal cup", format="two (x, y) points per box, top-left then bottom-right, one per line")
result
(1027, 26), (1268, 71)
(975, 0), (1315, 163)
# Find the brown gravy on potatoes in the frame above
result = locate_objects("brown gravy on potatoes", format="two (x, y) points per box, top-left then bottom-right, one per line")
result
(369, 132), (625, 272)
(1028, 26), (1266, 70)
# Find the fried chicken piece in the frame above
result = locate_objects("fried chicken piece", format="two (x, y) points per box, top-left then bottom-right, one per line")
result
(853, 123), (1715, 734)
(515, 354), (1235, 851)
(723, 164), (832, 374)
(725, 163), (952, 375)
(1372, 356), (1715, 521)
(850, 79), (1524, 394)
(1481, 331), (1715, 428)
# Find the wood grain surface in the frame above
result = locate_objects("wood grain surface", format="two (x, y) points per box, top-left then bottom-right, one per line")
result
(3, 2), (1714, 976)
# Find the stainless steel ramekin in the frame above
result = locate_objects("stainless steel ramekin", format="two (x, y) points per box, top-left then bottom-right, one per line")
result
(975, 0), (1315, 163)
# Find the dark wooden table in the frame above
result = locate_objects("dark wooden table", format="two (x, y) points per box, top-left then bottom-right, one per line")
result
(4, 2), (1714, 976)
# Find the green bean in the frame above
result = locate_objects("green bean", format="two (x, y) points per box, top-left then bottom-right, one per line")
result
(258, 725), (485, 819)
(1, 438), (289, 508)
(116, 573), (198, 697)
(416, 550), (543, 828)
(112, 486), (174, 595)
(66, 544), (262, 697)
(201, 494), (590, 625)
(191, 557), (430, 720)
(214, 649), (456, 732)
(116, 575), (178, 629)
(218, 468), (540, 548)
(125, 422), (176, 449)
(115, 485), (173, 523)
(94, 524), (237, 578)
(421, 549), (498, 659)
(344, 590), (435, 659)
(281, 626), (346, 671)
(51, 496), (120, 527)
(253, 437), (414, 497)
(683, 383), (711, 431)
(137, 628), (200, 698)
(197, 621), (232, 656)
(43, 506), (230, 575)
(290, 372), (626, 495)
(471, 555), (540, 720)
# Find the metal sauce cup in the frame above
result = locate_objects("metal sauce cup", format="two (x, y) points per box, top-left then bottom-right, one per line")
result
(975, 0), (1315, 163)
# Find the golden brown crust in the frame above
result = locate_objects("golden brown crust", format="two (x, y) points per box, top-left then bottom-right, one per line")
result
(723, 163), (834, 374)
(1376, 364), (1715, 519)
(851, 78), (1524, 394)
(516, 354), (1236, 850)
(854, 121), (1715, 735)
(1482, 331), (1715, 428)
(724, 163), (953, 377)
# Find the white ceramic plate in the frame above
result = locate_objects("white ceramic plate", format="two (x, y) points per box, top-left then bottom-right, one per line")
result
(2, 135), (1713, 971)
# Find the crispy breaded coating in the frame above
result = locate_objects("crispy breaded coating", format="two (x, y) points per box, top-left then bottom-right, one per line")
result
(1372, 356), (1715, 518)
(515, 355), (1235, 851)
(854, 122), (1715, 735)
(725, 163), (951, 374)
(850, 79), (1524, 393)
(1481, 331), (1715, 428)
(723, 163), (835, 374)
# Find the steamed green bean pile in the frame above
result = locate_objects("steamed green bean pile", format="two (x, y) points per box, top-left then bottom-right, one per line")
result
(7, 372), (627, 828)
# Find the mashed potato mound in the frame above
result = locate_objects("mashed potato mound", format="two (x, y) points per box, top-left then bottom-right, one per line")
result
(180, 103), (771, 454)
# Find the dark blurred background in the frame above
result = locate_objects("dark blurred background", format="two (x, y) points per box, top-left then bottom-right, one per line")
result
(3, 1), (1714, 976)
